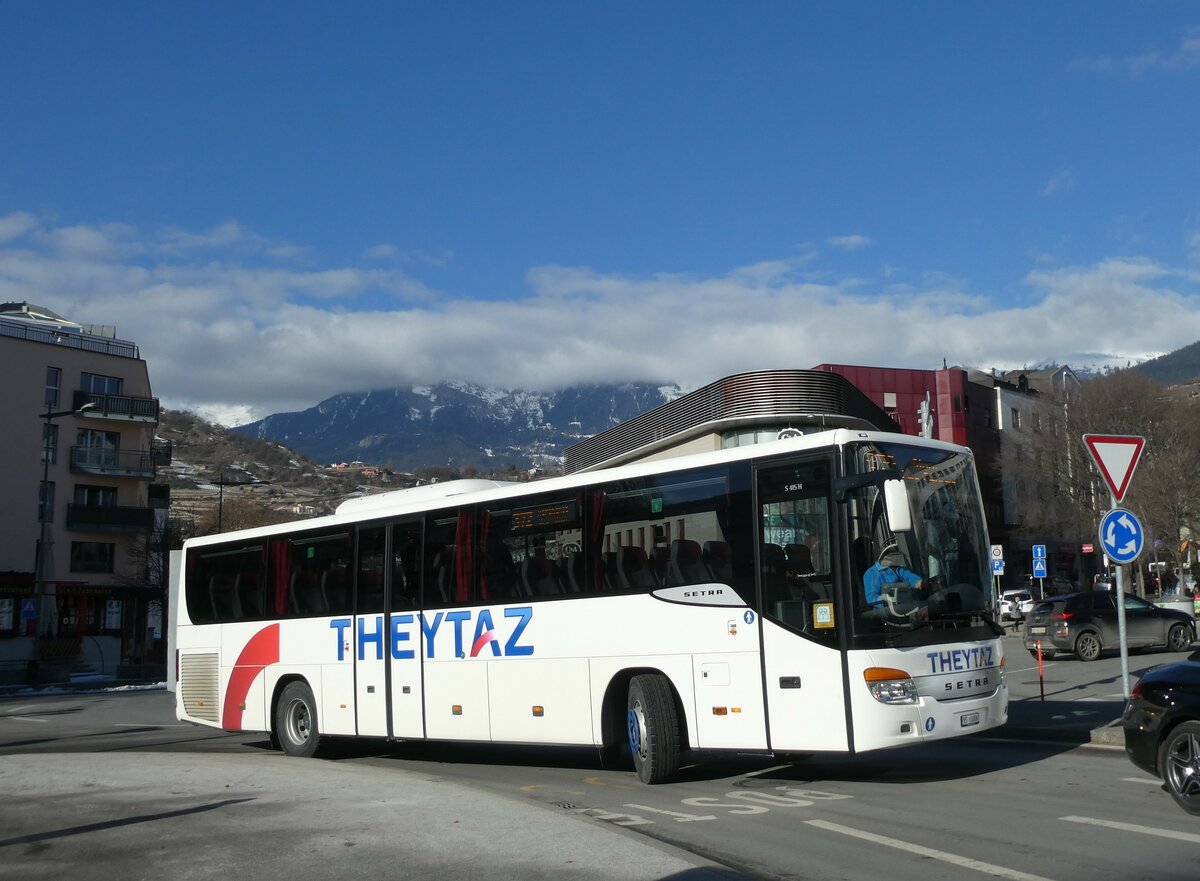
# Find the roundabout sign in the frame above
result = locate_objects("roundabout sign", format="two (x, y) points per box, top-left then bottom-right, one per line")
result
(1099, 508), (1144, 565)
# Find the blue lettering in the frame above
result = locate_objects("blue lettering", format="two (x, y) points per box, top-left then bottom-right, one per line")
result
(422, 612), (444, 658)
(446, 610), (471, 658)
(330, 618), (352, 661)
(358, 615), (385, 661)
(391, 613), (415, 660)
(504, 606), (534, 656)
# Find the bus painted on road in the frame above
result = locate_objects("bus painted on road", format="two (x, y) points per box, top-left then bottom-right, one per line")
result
(175, 428), (1008, 783)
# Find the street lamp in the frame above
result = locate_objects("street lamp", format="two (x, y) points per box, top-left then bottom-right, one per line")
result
(32, 401), (96, 670)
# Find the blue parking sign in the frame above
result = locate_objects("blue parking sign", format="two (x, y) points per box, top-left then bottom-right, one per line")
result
(991, 559), (1005, 575)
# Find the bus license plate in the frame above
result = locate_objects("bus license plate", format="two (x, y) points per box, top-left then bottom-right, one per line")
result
(1029, 626), (1046, 635)
(960, 712), (981, 728)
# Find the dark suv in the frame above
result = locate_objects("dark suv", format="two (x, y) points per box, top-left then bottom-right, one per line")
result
(1024, 590), (1196, 662)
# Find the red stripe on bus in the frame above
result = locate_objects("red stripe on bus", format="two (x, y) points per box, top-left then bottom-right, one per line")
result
(222, 623), (281, 730)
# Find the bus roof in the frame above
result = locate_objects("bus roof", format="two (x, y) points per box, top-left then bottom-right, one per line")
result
(181, 427), (972, 550)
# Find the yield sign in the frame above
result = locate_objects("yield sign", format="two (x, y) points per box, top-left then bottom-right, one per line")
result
(1083, 434), (1145, 503)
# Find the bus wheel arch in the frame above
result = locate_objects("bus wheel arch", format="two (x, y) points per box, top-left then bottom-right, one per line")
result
(273, 677), (322, 758)
(600, 669), (688, 781)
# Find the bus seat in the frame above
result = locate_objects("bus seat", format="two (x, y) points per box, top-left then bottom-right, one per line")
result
(523, 555), (562, 596)
(484, 543), (518, 599)
(210, 575), (243, 619)
(291, 570), (326, 615)
(617, 546), (657, 590)
(430, 548), (455, 603)
(560, 552), (586, 593)
(761, 543), (787, 582)
(237, 574), (263, 617)
(703, 541), (732, 584)
(670, 539), (706, 585)
(602, 552), (619, 591)
(785, 543), (816, 576)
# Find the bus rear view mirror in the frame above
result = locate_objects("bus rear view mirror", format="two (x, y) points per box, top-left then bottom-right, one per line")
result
(883, 478), (912, 534)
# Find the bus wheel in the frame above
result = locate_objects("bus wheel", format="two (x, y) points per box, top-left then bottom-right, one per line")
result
(626, 674), (680, 784)
(276, 681), (321, 758)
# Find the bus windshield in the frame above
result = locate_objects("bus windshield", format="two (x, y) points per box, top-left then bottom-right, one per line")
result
(846, 440), (994, 640)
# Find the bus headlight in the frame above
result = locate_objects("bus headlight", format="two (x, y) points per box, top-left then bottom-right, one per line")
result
(864, 667), (918, 705)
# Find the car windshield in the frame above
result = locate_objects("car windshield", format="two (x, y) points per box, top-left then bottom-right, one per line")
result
(845, 440), (994, 642)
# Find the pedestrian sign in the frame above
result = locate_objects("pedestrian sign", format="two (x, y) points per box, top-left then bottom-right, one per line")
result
(20, 598), (36, 620)
(1032, 559), (1048, 578)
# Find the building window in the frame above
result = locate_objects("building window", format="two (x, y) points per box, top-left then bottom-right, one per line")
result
(1010, 407), (1022, 429)
(70, 541), (115, 574)
(75, 428), (120, 468)
(80, 372), (123, 395)
(45, 367), (62, 409)
(42, 423), (59, 465)
(74, 484), (117, 507)
(39, 481), (54, 522)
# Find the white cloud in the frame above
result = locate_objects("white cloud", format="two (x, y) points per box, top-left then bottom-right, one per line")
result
(0, 211), (37, 242)
(1039, 168), (1077, 197)
(4, 215), (1200, 425)
(826, 234), (871, 251)
(1072, 28), (1200, 76)
(365, 243), (397, 259)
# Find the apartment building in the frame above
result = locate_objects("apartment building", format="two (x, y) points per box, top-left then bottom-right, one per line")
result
(0, 302), (167, 682)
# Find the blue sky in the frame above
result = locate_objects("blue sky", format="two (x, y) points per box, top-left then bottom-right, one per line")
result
(2, 2), (1200, 424)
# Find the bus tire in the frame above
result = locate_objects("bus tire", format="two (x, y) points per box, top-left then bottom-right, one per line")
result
(627, 674), (680, 784)
(275, 681), (321, 758)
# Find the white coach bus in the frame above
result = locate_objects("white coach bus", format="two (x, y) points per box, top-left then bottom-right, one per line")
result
(175, 429), (1008, 783)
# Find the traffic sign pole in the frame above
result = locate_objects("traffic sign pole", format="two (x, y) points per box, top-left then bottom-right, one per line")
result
(1084, 435), (1147, 700)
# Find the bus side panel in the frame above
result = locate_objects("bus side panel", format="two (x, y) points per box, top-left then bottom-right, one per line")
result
(276, 617), (356, 737)
(489, 658), (592, 743)
(760, 621), (850, 752)
(690, 651), (768, 749)
(424, 660), (490, 741)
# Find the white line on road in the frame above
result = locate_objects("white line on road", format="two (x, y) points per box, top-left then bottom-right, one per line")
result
(1122, 776), (1164, 786)
(1061, 815), (1200, 844)
(804, 819), (1058, 881)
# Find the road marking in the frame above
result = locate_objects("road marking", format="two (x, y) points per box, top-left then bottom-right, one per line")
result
(6, 716), (47, 724)
(805, 819), (1058, 881)
(1061, 815), (1200, 844)
(625, 803), (717, 822)
(1122, 777), (1163, 786)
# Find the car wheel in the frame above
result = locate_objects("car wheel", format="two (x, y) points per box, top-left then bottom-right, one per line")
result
(1159, 721), (1200, 816)
(1167, 623), (1194, 653)
(1074, 631), (1102, 662)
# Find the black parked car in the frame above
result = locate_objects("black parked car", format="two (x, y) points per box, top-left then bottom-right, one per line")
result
(1023, 590), (1195, 662)
(1123, 657), (1200, 815)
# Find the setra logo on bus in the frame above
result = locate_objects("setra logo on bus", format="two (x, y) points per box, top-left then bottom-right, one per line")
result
(330, 606), (535, 662)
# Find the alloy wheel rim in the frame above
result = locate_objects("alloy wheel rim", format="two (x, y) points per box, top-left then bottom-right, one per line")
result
(1167, 732), (1200, 804)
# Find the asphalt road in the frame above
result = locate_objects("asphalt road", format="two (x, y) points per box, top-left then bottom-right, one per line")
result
(3, 635), (1200, 881)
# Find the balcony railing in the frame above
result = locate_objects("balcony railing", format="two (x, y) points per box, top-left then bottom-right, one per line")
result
(66, 503), (154, 534)
(74, 390), (160, 423)
(70, 446), (156, 479)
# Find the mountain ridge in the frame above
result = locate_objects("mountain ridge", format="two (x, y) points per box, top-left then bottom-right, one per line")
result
(232, 381), (683, 470)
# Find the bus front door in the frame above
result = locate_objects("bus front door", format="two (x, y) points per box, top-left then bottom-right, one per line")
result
(756, 459), (851, 752)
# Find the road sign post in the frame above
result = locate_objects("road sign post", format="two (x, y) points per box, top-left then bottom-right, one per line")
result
(1083, 434), (1147, 699)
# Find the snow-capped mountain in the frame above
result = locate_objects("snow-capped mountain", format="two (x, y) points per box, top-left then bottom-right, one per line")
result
(232, 381), (682, 471)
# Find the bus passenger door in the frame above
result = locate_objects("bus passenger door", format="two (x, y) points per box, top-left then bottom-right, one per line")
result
(387, 520), (425, 738)
(355, 519), (425, 739)
(756, 459), (851, 752)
